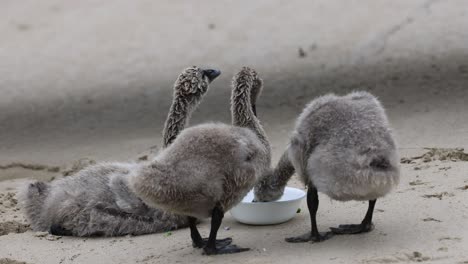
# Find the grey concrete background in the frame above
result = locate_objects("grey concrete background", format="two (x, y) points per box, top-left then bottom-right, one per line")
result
(1, 0), (468, 165)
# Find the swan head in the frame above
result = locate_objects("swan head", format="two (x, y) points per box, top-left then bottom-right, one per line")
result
(174, 66), (221, 101)
(252, 169), (285, 202)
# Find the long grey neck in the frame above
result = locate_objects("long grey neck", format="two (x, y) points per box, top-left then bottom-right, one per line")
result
(162, 95), (197, 148)
(231, 73), (271, 159)
(250, 77), (263, 116)
(273, 150), (296, 187)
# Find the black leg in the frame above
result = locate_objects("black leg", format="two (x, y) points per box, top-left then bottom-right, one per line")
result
(189, 216), (232, 249)
(285, 186), (333, 243)
(330, 199), (377, 235)
(189, 217), (205, 248)
(203, 205), (249, 255)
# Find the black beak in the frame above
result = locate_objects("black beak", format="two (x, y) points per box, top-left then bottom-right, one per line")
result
(202, 69), (221, 82)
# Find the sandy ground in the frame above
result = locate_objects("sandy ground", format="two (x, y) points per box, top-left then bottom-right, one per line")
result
(1, 0), (468, 263)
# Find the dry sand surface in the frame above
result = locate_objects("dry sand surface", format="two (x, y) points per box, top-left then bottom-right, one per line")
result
(1, 0), (468, 263)
(1, 152), (468, 264)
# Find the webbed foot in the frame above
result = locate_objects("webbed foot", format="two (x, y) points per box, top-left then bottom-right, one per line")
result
(203, 244), (249, 255)
(193, 237), (232, 248)
(285, 231), (333, 243)
(330, 222), (374, 235)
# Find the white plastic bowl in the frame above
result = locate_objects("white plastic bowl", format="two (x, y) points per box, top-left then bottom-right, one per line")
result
(230, 187), (306, 225)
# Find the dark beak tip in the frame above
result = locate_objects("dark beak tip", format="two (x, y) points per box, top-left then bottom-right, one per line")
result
(203, 69), (221, 81)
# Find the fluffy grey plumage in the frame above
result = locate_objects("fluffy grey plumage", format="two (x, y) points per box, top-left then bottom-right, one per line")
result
(254, 91), (400, 242)
(132, 124), (268, 218)
(18, 66), (219, 237)
(130, 67), (271, 255)
(253, 150), (295, 202)
(293, 91), (399, 200)
(19, 163), (189, 236)
(256, 91), (399, 201)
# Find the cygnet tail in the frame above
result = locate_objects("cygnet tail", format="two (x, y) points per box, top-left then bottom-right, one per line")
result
(370, 156), (392, 170)
(369, 150), (400, 185)
(17, 181), (49, 230)
(354, 150), (401, 199)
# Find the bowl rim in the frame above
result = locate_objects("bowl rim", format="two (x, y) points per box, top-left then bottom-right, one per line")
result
(239, 186), (306, 205)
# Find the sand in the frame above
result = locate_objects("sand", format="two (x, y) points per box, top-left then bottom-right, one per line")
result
(1, 156), (468, 263)
(1, 0), (468, 263)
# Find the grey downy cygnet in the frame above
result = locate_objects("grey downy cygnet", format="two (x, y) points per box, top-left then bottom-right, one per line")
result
(18, 66), (221, 237)
(130, 67), (271, 255)
(254, 91), (400, 242)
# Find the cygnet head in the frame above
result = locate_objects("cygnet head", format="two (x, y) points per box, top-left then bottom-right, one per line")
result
(253, 169), (285, 202)
(174, 66), (221, 100)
